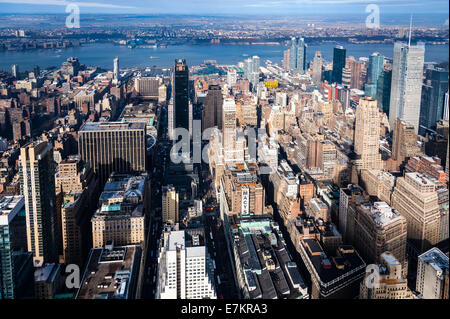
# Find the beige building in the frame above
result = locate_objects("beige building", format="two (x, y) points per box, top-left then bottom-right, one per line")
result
(78, 122), (146, 184)
(354, 201), (408, 273)
(162, 185), (179, 224)
(391, 172), (441, 253)
(392, 118), (421, 165)
(360, 169), (396, 205)
(354, 97), (383, 171)
(91, 174), (148, 248)
(360, 252), (413, 299)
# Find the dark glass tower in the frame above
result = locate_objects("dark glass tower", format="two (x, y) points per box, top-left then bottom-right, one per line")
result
(332, 46), (346, 84)
(173, 59), (190, 133)
(376, 69), (392, 115)
(202, 84), (223, 131)
(419, 68), (449, 135)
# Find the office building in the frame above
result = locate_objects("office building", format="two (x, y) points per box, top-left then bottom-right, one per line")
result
(360, 252), (413, 299)
(392, 118), (421, 164)
(78, 122), (146, 185)
(76, 243), (142, 299)
(312, 51), (323, 86)
(223, 97), (237, 155)
(0, 196), (34, 299)
(113, 57), (119, 83)
(289, 37), (308, 74)
(299, 242), (366, 299)
(339, 184), (369, 243)
(162, 185), (179, 224)
(222, 163), (265, 217)
(227, 70), (238, 87)
(368, 52), (384, 85)
(332, 46), (346, 84)
(155, 229), (216, 299)
(354, 202), (408, 271)
(416, 247), (449, 299)
(34, 263), (62, 299)
(389, 42), (425, 133)
(19, 142), (58, 267)
(173, 59), (191, 135)
(354, 97), (383, 171)
(360, 169), (396, 205)
(134, 76), (161, 99)
(419, 67), (449, 135)
(12, 64), (19, 78)
(202, 84), (223, 131)
(91, 174), (148, 248)
(391, 172), (441, 253)
(376, 69), (392, 115)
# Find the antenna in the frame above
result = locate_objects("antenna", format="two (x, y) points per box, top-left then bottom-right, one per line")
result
(408, 15), (413, 47)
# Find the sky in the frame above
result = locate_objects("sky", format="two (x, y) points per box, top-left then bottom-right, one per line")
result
(0, 0), (448, 16)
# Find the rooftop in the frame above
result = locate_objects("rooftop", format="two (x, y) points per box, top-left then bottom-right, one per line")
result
(79, 121), (145, 132)
(76, 245), (141, 299)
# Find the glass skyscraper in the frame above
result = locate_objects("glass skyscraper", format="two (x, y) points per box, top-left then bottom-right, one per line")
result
(389, 41), (425, 133)
(289, 37), (308, 74)
(0, 196), (32, 299)
(419, 67), (449, 135)
(332, 46), (346, 84)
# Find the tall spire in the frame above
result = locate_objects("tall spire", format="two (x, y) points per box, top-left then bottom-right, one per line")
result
(408, 15), (413, 47)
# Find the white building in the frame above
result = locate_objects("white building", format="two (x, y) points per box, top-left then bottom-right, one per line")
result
(389, 42), (425, 133)
(416, 247), (449, 299)
(155, 229), (216, 299)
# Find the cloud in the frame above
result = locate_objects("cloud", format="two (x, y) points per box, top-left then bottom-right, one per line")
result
(0, 0), (135, 9)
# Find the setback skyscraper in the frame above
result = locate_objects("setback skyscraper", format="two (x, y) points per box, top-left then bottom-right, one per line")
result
(389, 41), (425, 133)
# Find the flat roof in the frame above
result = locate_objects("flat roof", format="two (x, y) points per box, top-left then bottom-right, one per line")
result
(80, 121), (145, 132)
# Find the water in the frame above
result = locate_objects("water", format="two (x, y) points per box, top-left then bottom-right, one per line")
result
(0, 42), (448, 71)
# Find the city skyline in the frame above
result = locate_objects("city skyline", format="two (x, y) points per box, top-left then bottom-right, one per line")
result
(0, 0), (448, 305)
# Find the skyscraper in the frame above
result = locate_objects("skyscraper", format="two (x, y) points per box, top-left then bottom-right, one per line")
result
(227, 70), (237, 87)
(78, 122), (146, 185)
(11, 64), (19, 78)
(354, 97), (383, 170)
(173, 59), (190, 135)
(389, 41), (425, 133)
(19, 141), (58, 267)
(353, 201), (408, 271)
(391, 172), (441, 253)
(202, 84), (223, 131)
(368, 52), (385, 86)
(162, 185), (179, 224)
(376, 69), (392, 115)
(155, 229), (216, 299)
(392, 118), (421, 164)
(289, 37), (307, 74)
(113, 56), (119, 83)
(222, 98), (237, 155)
(0, 196), (33, 299)
(419, 67), (449, 135)
(332, 46), (346, 84)
(312, 51), (323, 86)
